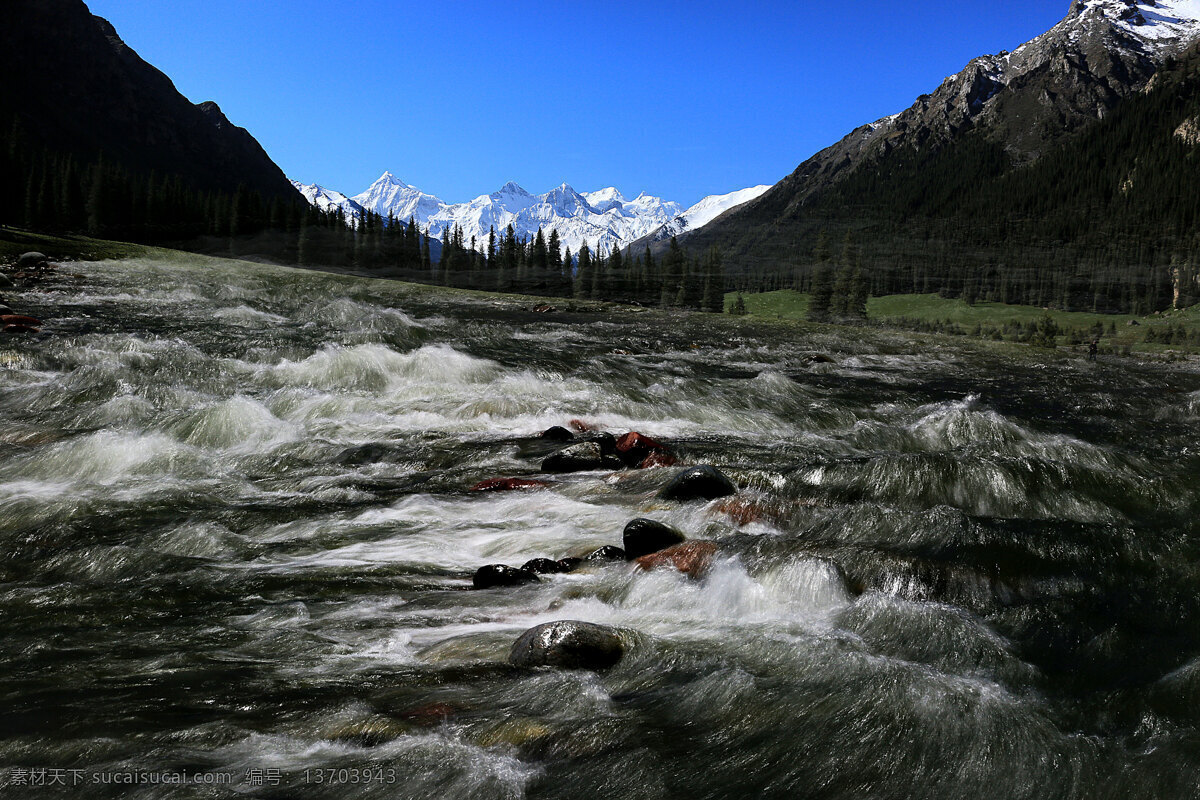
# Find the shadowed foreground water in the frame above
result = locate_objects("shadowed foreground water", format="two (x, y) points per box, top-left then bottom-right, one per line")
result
(1, 257), (1198, 799)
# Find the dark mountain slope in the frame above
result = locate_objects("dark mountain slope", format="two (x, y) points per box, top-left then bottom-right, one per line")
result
(674, 1), (1200, 313)
(0, 0), (296, 201)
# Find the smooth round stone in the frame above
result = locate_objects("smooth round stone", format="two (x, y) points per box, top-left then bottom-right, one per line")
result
(508, 620), (624, 670)
(658, 465), (737, 501)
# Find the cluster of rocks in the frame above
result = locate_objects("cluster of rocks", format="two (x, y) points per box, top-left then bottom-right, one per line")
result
(465, 445), (741, 671)
(0, 253), (52, 336)
(538, 422), (679, 473)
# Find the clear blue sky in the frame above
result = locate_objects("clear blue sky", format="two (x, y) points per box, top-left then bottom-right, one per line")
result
(84, 1), (1066, 206)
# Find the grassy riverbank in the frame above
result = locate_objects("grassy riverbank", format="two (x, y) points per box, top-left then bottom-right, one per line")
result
(725, 288), (1200, 356)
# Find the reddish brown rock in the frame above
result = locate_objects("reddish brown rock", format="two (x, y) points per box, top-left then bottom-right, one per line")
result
(614, 431), (673, 468)
(639, 451), (678, 469)
(470, 477), (551, 493)
(568, 419), (593, 433)
(712, 497), (774, 526)
(1, 315), (42, 327)
(634, 541), (719, 579)
(397, 702), (458, 726)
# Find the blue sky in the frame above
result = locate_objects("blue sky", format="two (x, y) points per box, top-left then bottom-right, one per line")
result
(84, 1), (1066, 206)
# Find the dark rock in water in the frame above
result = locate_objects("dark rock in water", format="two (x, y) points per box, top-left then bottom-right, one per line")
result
(541, 442), (623, 473)
(540, 426), (575, 442)
(0, 306), (13, 315)
(0, 274), (13, 289)
(556, 557), (582, 572)
(333, 443), (401, 465)
(585, 546), (626, 562)
(584, 431), (618, 455)
(397, 702), (458, 726)
(472, 564), (540, 589)
(804, 353), (836, 364)
(623, 518), (687, 559)
(658, 465), (737, 501)
(635, 541), (719, 579)
(615, 431), (670, 467)
(17, 252), (48, 270)
(471, 477), (550, 493)
(522, 557), (569, 575)
(509, 620), (624, 670)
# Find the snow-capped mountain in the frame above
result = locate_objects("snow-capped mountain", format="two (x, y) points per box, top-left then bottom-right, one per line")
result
(293, 171), (752, 255)
(639, 185), (772, 245)
(289, 180), (362, 218)
(352, 172), (444, 223)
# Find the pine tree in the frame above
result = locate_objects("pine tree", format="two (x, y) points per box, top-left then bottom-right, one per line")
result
(847, 258), (869, 318)
(809, 266), (833, 319)
(574, 243), (592, 299)
(701, 246), (726, 312)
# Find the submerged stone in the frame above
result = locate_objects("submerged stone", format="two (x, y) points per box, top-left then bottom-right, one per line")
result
(472, 564), (540, 589)
(658, 465), (737, 501)
(508, 620), (624, 670)
(541, 442), (623, 473)
(471, 477), (551, 492)
(622, 518), (687, 560)
(634, 540), (719, 579)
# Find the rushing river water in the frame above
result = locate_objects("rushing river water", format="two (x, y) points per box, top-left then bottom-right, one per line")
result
(1, 256), (1199, 799)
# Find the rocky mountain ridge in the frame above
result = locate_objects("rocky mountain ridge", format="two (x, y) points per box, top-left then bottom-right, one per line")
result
(677, 0), (1200, 259)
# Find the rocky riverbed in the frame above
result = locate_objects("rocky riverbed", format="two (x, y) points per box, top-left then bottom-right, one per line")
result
(0, 255), (1198, 799)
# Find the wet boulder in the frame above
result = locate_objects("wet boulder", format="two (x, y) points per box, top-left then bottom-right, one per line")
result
(634, 541), (719, 579)
(658, 465), (737, 501)
(472, 564), (540, 589)
(541, 442), (623, 473)
(568, 419), (593, 433)
(17, 252), (48, 270)
(584, 431), (618, 455)
(539, 425), (575, 442)
(556, 557), (582, 572)
(471, 477), (550, 493)
(622, 518), (686, 560)
(509, 620), (624, 670)
(0, 273), (13, 289)
(584, 546), (626, 562)
(2, 324), (40, 335)
(521, 557), (571, 575)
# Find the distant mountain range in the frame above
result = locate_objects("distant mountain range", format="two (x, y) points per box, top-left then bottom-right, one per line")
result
(290, 172), (769, 256)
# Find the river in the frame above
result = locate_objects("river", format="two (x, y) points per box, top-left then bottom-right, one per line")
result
(1, 256), (1198, 799)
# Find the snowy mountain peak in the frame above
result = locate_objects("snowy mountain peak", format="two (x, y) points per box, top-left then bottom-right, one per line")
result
(1056, 0), (1200, 53)
(494, 181), (532, 198)
(296, 173), (762, 258)
(289, 180), (363, 218)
